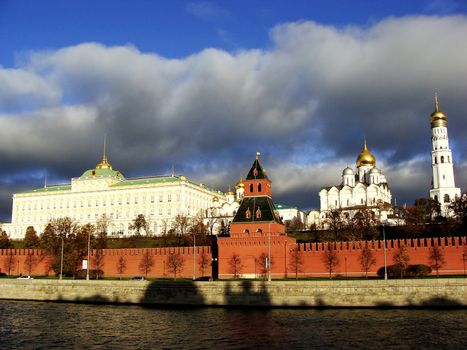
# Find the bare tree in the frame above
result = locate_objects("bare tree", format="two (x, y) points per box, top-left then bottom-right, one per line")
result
(93, 250), (105, 279)
(359, 246), (376, 278)
(24, 253), (38, 275)
(172, 214), (191, 235)
(322, 246), (340, 279)
(167, 253), (185, 280)
(393, 245), (410, 279)
(229, 253), (243, 278)
(428, 245), (445, 277)
(198, 251), (210, 277)
(289, 247), (304, 280)
(3, 253), (16, 275)
(138, 251), (154, 277)
(116, 256), (127, 280)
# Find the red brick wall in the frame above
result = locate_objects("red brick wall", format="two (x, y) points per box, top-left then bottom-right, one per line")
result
(1, 237), (465, 279)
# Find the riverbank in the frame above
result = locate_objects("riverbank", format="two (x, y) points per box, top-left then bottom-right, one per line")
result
(0, 278), (465, 308)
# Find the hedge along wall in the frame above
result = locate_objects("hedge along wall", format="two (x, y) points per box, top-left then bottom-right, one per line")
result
(0, 246), (212, 279)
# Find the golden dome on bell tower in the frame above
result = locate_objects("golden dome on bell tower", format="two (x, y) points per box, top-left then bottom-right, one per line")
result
(356, 139), (376, 167)
(430, 93), (447, 128)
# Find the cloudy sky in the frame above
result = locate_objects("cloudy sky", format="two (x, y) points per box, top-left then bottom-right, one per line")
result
(0, 0), (467, 221)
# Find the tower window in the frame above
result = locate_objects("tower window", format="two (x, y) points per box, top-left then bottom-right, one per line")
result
(255, 207), (262, 219)
(434, 195), (438, 202)
(444, 194), (450, 203)
(441, 156), (444, 163)
(249, 184), (253, 193)
(434, 157), (437, 164)
(245, 208), (251, 219)
(258, 183), (262, 192)
(448, 156), (451, 163)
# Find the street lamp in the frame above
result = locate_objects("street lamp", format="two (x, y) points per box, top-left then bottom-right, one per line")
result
(59, 235), (64, 281)
(86, 229), (91, 281)
(268, 222), (272, 282)
(192, 233), (196, 281)
(382, 224), (388, 281)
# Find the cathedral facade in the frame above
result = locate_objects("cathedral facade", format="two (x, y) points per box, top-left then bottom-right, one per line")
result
(308, 140), (393, 228)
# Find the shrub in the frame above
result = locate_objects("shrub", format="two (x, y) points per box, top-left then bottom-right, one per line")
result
(406, 264), (432, 278)
(76, 269), (104, 279)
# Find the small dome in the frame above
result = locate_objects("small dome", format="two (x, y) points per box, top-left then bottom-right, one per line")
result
(212, 196), (219, 202)
(235, 177), (244, 189)
(430, 94), (447, 128)
(342, 167), (354, 176)
(356, 140), (376, 167)
(370, 167), (380, 174)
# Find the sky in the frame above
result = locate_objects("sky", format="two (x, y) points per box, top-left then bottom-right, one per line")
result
(0, 0), (467, 221)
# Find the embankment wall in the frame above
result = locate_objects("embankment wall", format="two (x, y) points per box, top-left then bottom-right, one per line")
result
(0, 279), (465, 308)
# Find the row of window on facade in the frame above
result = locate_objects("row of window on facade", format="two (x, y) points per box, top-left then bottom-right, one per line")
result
(245, 207), (262, 219)
(14, 191), (200, 212)
(433, 194), (452, 203)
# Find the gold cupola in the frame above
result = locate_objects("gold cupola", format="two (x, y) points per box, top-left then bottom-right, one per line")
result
(95, 135), (112, 170)
(356, 139), (376, 167)
(430, 93), (447, 128)
(235, 176), (244, 189)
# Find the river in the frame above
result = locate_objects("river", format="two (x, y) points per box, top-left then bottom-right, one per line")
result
(1, 300), (466, 349)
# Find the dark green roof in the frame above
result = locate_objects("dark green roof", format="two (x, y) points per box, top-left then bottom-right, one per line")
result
(80, 168), (124, 179)
(19, 185), (71, 194)
(275, 203), (297, 210)
(111, 176), (180, 187)
(246, 158), (268, 180)
(232, 196), (283, 224)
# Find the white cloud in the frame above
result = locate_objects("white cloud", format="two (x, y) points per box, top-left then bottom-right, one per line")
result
(0, 15), (467, 217)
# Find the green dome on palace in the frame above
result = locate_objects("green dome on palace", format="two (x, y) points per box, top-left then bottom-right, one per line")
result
(79, 153), (124, 179)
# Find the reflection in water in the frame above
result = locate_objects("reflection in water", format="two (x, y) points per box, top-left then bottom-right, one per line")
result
(0, 300), (466, 349)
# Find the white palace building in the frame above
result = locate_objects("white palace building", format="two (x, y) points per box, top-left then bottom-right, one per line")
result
(3, 151), (225, 239)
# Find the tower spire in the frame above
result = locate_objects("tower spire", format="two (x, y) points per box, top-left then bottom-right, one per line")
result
(96, 133), (112, 169)
(435, 93), (439, 112)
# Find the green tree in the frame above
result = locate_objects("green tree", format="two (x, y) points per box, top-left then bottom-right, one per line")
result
(449, 193), (467, 231)
(24, 226), (40, 248)
(0, 229), (12, 249)
(405, 198), (441, 225)
(129, 214), (150, 236)
(40, 217), (85, 277)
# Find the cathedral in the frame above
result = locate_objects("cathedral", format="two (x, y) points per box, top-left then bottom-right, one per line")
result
(308, 140), (393, 228)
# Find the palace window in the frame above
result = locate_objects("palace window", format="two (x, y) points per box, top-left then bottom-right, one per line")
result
(151, 195), (155, 203)
(168, 194), (172, 202)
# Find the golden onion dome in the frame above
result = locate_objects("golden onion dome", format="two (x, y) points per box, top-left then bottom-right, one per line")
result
(235, 176), (244, 189)
(212, 196), (219, 202)
(226, 186), (234, 195)
(356, 140), (376, 167)
(430, 93), (447, 128)
(96, 154), (112, 170)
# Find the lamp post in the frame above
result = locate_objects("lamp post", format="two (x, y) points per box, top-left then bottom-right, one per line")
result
(86, 229), (91, 281)
(382, 224), (388, 281)
(59, 235), (64, 281)
(268, 222), (272, 282)
(192, 233), (196, 281)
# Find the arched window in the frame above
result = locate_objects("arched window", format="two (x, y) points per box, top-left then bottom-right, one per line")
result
(441, 156), (444, 163)
(434, 195), (438, 202)
(434, 157), (437, 164)
(255, 207), (262, 219)
(243, 229), (250, 234)
(258, 183), (262, 192)
(444, 194), (450, 203)
(249, 184), (254, 193)
(448, 156), (451, 163)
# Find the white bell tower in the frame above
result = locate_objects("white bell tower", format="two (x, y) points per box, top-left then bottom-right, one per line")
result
(429, 94), (460, 216)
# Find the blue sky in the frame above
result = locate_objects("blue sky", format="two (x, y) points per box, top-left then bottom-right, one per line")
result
(0, 0), (467, 222)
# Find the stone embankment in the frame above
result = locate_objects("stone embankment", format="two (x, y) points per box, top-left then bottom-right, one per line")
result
(0, 278), (465, 308)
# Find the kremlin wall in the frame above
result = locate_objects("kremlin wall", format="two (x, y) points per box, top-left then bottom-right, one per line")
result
(1, 236), (465, 279)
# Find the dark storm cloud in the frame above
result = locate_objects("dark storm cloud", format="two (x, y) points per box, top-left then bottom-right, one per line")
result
(0, 16), (466, 221)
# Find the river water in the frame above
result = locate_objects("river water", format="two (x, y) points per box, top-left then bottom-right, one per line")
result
(1, 300), (466, 349)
